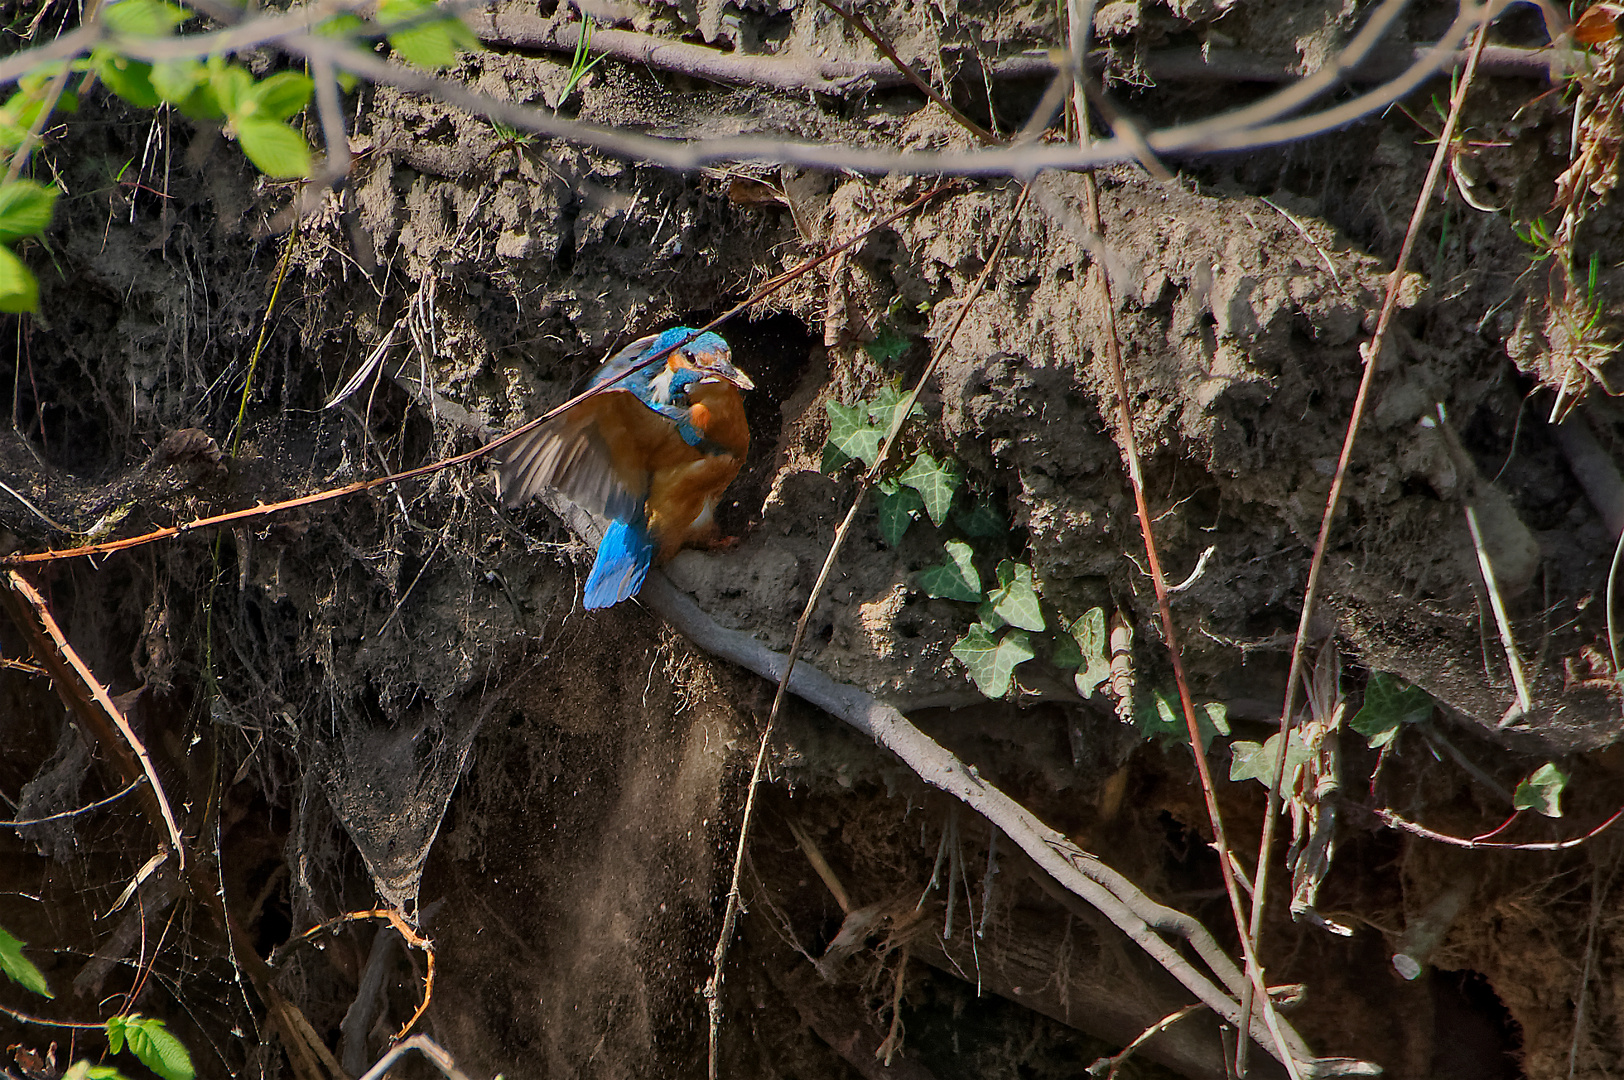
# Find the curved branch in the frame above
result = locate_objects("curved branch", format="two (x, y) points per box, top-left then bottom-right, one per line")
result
(629, 569), (1380, 1079)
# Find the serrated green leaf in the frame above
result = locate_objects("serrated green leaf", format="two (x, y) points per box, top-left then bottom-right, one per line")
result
(1136, 690), (1229, 751)
(823, 399), (883, 471)
(383, 4), (480, 69)
(17, 61), (70, 97)
(64, 1061), (131, 1080)
(953, 496), (1006, 539)
(209, 63), (254, 117)
(234, 119), (311, 179)
(107, 1015), (193, 1080)
(986, 560), (1045, 631)
(94, 52), (160, 108)
(898, 452), (961, 526)
(245, 72), (313, 122)
(951, 625), (1034, 698)
(149, 59), (204, 104)
(1513, 762), (1567, 818)
(0, 180), (58, 243)
(102, 0), (189, 37)
(866, 383), (922, 436)
(918, 539), (981, 601)
(1229, 730), (1312, 789)
(0, 245), (40, 313)
(873, 481), (922, 547)
(0, 924), (51, 998)
(1349, 672), (1433, 749)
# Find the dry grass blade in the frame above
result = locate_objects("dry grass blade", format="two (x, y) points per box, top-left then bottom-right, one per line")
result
(0, 569), (186, 866)
(1240, 10), (1497, 1070)
(703, 182), (1032, 1080)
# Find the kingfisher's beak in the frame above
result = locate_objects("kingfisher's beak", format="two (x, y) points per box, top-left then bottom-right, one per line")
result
(687, 349), (755, 392)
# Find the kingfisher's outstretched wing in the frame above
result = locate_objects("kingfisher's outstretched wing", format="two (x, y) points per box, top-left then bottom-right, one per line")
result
(493, 328), (751, 514)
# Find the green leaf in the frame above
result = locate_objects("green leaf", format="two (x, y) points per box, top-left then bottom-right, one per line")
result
(873, 480), (923, 547)
(106, 1015), (193, 1080)
(1136, 689), (1230, 752)
(918, 539), (981, 601)
(897, 452), (961, 526)
(149, 59), (204, 104)
(245, 72), (313, 122)
(63, 1062), (130, 1080)
(0, 180), (58, 243)
(866, 384), (922, 436)
(1229, 730), (1312, 789)
(0, 924), (52, 998)
(951, 625), (1034, 698)
(986, 560), (1045, 631)
(1349, 672), (1433, 749)
(209, 62), (254, 117)
(953, 496), (1006, 539)
(823, 399), (883, 471)
(864, 326), (911, 366)
(0, 245), (40, 313)
(102, 0), (189, 37)
(1513, 762), (1568, 818)
(976, 599), (1005, 633)
(94, 53), (160, 109)
(234, 119), (312, 179)
(379, 0), (480, 69)
(1062, 607), (1112, 698)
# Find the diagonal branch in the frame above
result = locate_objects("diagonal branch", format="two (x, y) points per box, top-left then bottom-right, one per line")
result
(0, 569), (187, 866)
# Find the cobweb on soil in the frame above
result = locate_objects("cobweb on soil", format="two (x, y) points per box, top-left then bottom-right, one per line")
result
(315, 700), (485, 921)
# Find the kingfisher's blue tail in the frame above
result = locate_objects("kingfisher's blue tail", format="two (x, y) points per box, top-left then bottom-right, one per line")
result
(583, 514), (658, 609)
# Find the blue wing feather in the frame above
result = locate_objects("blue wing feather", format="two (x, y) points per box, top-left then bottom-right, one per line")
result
(583, 512), (659, 609)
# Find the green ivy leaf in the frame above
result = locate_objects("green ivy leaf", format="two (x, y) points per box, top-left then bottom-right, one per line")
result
(1229, 730), (1312, 789)
(379, 0), (480, 68)
(1513, 762), (1567, 818)
(0, 925), (51, 998)
(953, 496), (1006, 539)
(234, 119), (312, 179)
(1062, 607), (1111, 698)
(918, 539), (980, 601)
(244, 72), (313, 122)
(866, 384), (922, 436)
(0, 180), (58, 243)
(951, 625), (1034, 698)
(977, 599), (1005, 632)
(898, 452), (961, 527)
(986, 560), (1045, 631)
(102, 0), (189, 37)
(1349, 672), (1433, 749)
(0, 245), (40, 313)
(873, 480), (923, 547)
(864, 326), (911, 366)
(1136, 689), (1230, 751)
(105, 1015), (193, 1080)
(823, 400), (883, 471)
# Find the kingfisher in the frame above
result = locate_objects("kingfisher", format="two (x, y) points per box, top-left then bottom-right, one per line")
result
(494, 328), (753, 609)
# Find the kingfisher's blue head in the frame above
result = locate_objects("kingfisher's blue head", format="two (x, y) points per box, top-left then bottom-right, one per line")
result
(645, 328), (754, 406)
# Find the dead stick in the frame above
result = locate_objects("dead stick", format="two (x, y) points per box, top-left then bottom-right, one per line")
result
(1238, 11), (1497, 1075)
